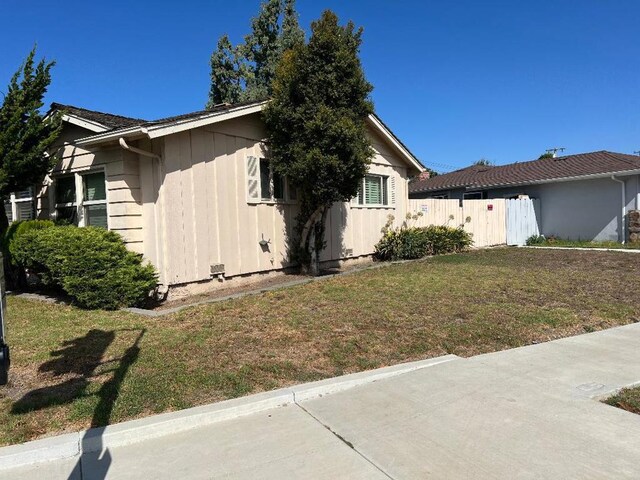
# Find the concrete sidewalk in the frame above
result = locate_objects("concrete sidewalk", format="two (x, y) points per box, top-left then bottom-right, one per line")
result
(4, 323), (640, 479)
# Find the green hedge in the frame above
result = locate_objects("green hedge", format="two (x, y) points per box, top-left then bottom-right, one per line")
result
(374, 225), (473, 261)
(11, 225), (157, 309)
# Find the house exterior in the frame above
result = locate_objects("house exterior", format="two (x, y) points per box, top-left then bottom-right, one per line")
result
(409, 151), (640, 242)
(26, 100), (423, 292)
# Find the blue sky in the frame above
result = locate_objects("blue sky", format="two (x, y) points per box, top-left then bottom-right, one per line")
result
(2, 1), (638, 172)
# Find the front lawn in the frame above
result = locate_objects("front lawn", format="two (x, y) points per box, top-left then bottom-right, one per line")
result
(1, 248), (638, 446)
(527, 238), (640, 249)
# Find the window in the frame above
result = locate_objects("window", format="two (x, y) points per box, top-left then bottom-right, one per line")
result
(83, 172), (108, 228)
(355, 175), (394, 207)
(259, 158), (285, 201)
(55, 176), (77, 224)
(54, 171), (108, 228)
(247, 156), (293, 203)
(3, 188), (35, 223)
(463, 191), (487, 200)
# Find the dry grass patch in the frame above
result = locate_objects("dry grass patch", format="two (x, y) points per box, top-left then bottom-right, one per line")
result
(1, 248), (638, 446)
(604, 386), (640, 415)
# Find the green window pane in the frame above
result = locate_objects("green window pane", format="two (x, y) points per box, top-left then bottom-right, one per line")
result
(83, 172), (106, 201)
(16, 202), (34, 221)
(365, 176), (382, 204)
(4, 201), (13, 223)
(15, 188), (33, 199)
(56, 177), (76, 204)
(273, 171), (284, 200)
(260, 159), (271, 200)
(85, 204), (108, 228)
(56, 206), (77, 225)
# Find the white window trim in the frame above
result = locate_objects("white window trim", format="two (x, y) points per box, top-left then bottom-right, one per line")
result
(352, 174), (395, 209)
(52, 167), (109, 228)
(5, 188), (35, 222)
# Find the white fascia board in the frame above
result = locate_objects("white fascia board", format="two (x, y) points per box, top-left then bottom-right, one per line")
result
(61, 113), (109, 133)
(74, 126), (144, 146)
(366, 115), (425, 173)
(145, 102), (268, 139)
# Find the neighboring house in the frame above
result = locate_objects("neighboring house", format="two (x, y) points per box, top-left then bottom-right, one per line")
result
(28, 100), (423, 292)
(409, 151), (640, 242)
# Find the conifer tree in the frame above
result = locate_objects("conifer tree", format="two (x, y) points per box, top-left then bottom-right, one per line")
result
(0, 48), (62, 233)
(263, 10), (374, 274)
(206, 0), (305, 106)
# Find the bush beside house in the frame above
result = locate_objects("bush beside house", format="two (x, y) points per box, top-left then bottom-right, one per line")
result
(10, 223), (157, 309)
(374, 224), (472, 261)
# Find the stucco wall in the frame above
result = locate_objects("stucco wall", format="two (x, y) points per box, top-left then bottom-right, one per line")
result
(413, 175), (640, 241)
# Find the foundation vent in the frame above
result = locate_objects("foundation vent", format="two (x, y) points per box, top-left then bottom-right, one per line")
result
(210, 264), (225, 275)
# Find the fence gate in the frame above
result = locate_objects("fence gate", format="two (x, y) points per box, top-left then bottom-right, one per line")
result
(506, 198), (541, 246)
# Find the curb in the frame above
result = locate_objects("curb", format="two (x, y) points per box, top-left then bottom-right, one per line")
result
(0, 354), (459, 471)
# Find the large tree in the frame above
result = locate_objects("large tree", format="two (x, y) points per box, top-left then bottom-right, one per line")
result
(206, 0), (304, 107)
(0, 48), (62, 234)
(264, 10), (374, 275)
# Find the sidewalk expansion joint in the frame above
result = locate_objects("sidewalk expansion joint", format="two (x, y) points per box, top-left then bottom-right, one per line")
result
(292, 392), (396, 480)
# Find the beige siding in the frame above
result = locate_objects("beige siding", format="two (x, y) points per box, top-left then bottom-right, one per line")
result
(37, 143), (144, 252)
(38, 114), (421, 288)
(156, 119), (414, 286)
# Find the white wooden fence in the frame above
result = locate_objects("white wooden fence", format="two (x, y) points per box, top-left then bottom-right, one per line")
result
(506, 198), (541, 246)
(407, 199), (508, 247)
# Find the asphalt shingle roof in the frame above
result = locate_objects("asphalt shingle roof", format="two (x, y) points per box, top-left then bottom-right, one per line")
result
(410, 151), (640, 193)
(51, 99), (268, 133)
(51, 103), (147, 129)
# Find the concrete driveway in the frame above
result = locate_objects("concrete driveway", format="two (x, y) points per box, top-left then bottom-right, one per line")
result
(4, 322), (640, 479)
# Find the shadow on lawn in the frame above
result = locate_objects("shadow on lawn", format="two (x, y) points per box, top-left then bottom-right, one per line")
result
(11, 328), (145, 480)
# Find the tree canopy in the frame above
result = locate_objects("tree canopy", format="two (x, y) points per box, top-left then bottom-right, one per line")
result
(206, 0), (304, 108)
(0, 47), (61, 233)
(263, 10), (374, 274)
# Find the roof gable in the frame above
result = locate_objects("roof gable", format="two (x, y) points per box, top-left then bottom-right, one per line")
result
(68, 100), (424, 173)
(51, 103), (146, 132)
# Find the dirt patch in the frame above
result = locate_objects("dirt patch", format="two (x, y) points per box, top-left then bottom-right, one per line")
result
(154, 260), (378, 311)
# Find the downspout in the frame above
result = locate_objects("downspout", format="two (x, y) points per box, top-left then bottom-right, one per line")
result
(118, 137), (160, 159)
(118, 137), (167, 292)
(611, 175), (626, 244)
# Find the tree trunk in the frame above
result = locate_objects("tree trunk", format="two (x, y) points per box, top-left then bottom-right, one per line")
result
(310, 207), (329, 276)
(299, 205), (327, 276)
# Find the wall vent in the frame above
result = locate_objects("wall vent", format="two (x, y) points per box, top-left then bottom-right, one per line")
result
(210, 264), (225, 275)
(344, 248), (353, 256)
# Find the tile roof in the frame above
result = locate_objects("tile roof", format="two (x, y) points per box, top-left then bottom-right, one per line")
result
(409, 151), (640, 193)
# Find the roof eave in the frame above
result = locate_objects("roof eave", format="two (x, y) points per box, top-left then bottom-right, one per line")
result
(366, 114), (425, 174)
(145, 101), (269, 139)
(411, 168), (640, 193)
